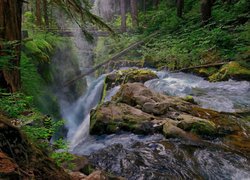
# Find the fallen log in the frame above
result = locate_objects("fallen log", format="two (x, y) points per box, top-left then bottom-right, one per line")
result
(170, 62), (227, 73)
(63, 31), (160, 87)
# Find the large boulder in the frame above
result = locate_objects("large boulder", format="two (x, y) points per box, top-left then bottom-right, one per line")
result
(90, 102), (163, 135)
(91, 83), (228, 139)
(112, 83), (192, 116)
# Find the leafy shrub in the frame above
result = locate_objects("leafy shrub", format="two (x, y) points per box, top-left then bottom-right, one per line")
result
(0, 91), (33, 118)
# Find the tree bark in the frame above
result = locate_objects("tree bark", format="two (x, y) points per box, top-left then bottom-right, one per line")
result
(43, 0), (49, 29)
(36, 0), (42, 27)
(201, 0), (213, 25)
(120, 0), (126, 32)
(177, 0), (184, 18)
(130, 0), (138, 28)
(153, 0), (160, 8)
(0, 0), (22, 92)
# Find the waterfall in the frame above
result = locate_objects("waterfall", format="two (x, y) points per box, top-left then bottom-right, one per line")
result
(65, 75), (106, 148)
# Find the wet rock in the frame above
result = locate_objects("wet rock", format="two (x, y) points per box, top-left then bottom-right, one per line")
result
(177, 114), (216, 136)
(84, 170), (125, 180)
(62, 155), (90, 172)
(192, 67), (218, 78)
(91, 82), (249, 145)
(163, 122), (187, 138)
(182, 95), (197, 104)
(105, 68), (158, 90)
(70, 171), (87, 180)
(90, 102), (162, 135)
(88, 142), (208, 180)
(112, 83), (191, 115)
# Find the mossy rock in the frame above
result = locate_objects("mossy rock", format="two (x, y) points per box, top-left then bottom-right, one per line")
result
(177, 114), (217, 137)
(105, 68), (158, 90)
(90, 102), (161, 135)
(163, 122), (187, 138)
(209, 61), (250, 81)
(182, 95), (197, 104)
(143, 55), (166, 69)
(193, 67), (218, 78)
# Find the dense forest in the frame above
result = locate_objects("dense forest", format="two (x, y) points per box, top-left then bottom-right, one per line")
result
(0, 0), (250, 179)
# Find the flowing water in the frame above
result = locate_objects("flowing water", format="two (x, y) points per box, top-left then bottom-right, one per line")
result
(146, 71), (250, 112)
(59, 68), (250, 179)
(54, 2), (250, 178)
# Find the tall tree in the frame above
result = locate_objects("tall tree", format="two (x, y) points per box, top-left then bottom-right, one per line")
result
(177, 0), (184, 18)
(201, 0), (213, 24)
(130, 0), (138, 28)
(0, 0), (22, 92)
(43, 0), (49, 29)
(153, 0), (160, 8)
(36, 0), (42, 27)
(120, 0), (127, 32)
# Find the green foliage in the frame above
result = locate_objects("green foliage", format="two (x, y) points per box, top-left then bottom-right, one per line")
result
(0, 91), (33, 118)
(22, 118), (64, 145)
(21, 53), (45, 96)
(113, 14), (133, 29)
(138, 0), (250, 69)
(94, 0), (250, 70)
(50, 139), (75, 168)
(22, 114), (75, 168)
(22, 32), (62, 63)
(94, 33), (143, 66)
(20, 31), (63, 117)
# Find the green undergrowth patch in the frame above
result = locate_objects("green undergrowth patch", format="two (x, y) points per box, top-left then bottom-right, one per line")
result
(0, 89), (74, 169)
(95, 0), (249, 72)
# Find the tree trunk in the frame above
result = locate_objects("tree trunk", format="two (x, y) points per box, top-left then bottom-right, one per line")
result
(43, 0), (49, 29)
(143, 0), (146, 13)
(153, 0), (160, 8)
(120, 0), (127, 32)
(201, 0), (213, 25)
(130, 0), (138, 28)
(36, 0), (42, 27)
(177, 0), (184, 18)
(0, 0), (22, 92)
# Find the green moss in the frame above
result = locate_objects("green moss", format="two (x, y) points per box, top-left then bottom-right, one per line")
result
(80, 164), (95, 176)
(209, 61), (250, 81)
(182, 95), (196, 104)
(197, 67), (218, 77)
(100, 81), (108, 104)
(190, 121), (216, 136)
(106, 68), (158, 90)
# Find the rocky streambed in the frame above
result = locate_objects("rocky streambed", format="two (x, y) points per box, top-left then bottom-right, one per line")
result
(67, 68), (250, 180)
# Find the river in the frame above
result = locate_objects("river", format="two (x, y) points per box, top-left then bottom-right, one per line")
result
(58, 68), (250, 180)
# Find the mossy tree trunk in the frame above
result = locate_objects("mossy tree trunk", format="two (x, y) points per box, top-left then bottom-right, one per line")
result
(177, 0), (184, 18)
(130, 0), (138, 28)
(0, 0), (22, 92)
(43, 0), (49, 29)
(201, 0), (213, 25)
(153, 0), (160, 8)
(120, 0), (127, 32)
(36, 0), (42, 27)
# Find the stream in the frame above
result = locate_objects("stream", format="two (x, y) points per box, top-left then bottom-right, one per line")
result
(60, 69), (250, 179)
